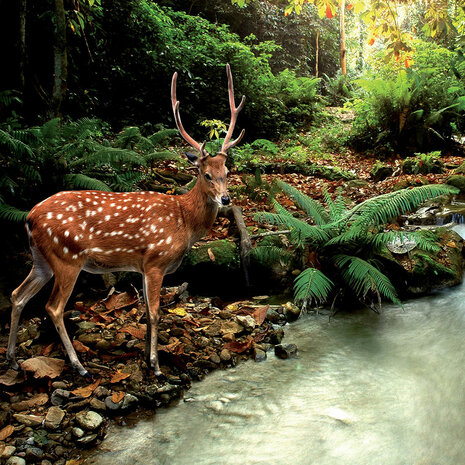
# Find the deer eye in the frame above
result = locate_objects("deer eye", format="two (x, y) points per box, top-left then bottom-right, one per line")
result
(205, 173), (212, 181)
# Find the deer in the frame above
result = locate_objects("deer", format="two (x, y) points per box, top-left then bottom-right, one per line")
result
(6, 64), (245, 380)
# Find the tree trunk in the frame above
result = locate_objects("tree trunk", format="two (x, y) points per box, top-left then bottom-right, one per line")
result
(315, 30), (319, 77)
(51, 0), (67, 117)
(339, 0), (347, 75)
(19, 0), (27, 91)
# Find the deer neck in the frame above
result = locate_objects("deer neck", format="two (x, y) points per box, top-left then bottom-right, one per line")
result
(180, 177), (218, 243)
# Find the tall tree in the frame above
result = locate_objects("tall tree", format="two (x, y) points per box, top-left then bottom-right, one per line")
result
(51, 0), (68, 117)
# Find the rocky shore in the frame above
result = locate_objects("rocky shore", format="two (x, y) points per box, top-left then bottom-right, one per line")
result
(0, 285), (299, 465)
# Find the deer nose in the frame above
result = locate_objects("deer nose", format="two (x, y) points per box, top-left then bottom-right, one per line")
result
(221, 195), (231, 206)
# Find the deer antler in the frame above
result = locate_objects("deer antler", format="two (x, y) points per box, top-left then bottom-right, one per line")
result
(171, 72), (207, 157)
(221, 63), (246, 155)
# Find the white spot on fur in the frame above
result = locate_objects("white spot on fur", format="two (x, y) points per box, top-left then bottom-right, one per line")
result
(53, 237), (59, 244)
(64, 230), (70, 237)
(47, 212), (53, 219)
(166, 236), (172, 244)
(63, 247), (69, 254)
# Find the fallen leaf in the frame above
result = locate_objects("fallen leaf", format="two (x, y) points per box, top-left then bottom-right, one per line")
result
(253, 305), (269, 326)
(71, 378), (101, 398)
(0, 425), (14, 441)
(207, 248), (216, 261)
(111, 391), (125, 403)
(446, 241), (456, 248)
(73, 339), (91, 353)
(0, 347), (6, 355)
(104, 291), (138, 311)
(110, 370), (131, 384)
(11, 393), (49, 411)
(158, 340), (183, 355)
(167, 307), (187, 317)
(119, 324), (146, 340)
(21, 357), (64, 379)
(0, 369), (24, 387)
(224, 337), (253, 354)
(40, 343), (55, 356)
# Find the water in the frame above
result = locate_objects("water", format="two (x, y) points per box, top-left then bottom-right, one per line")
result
(86, 227), (465, 465)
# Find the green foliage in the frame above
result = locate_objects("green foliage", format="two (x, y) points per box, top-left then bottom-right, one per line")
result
(254, 180), (458, 310)
(0, 118), (176, 222)
(350, 40), (465, 153)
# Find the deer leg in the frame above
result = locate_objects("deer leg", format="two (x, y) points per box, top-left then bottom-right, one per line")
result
(7, 251), (53, 369)
(143, 269), (164, 377)
(45, 267), (89, 377)
(142, 276), (152, 359)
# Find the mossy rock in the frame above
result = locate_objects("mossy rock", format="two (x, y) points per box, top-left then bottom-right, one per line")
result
(370, 163), (393, 182)
(446, 175), (465, 193)
(345, 178), (369, 188)
(402, 156), (444, 175)
(184, 240), (239, 269)
(376, 228), (464, 297)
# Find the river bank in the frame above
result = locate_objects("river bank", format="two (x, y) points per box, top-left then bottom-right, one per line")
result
(0, 286), (299, 465)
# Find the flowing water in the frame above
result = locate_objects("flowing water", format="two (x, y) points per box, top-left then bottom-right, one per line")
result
(86, 227), (465, 465)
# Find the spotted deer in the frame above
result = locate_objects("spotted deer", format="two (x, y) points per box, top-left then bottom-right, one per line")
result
(7, 64), (245, 379)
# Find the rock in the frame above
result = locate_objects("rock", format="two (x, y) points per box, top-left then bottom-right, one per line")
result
(121, 394), (139, 411)
(13, 414), (43, 427)
(50, 389), (71, 406)
(220, 320), (243, 335)
(446, 174), (465, 193)
(89, 398), (106, 411)
(274, 343), (298, 359)
(44, 406), (65, 430)
(203, 322), (221, 337)
(72, 427), (85, 438)
(170, 328), (184, 338)
(76, 434), (98, 445)
(0, 410), (11, 428)
(235, 315), (256, 332)
(346, 178), (369, 188)
(75, 411), (103, 431)
(268, 327), (284, 345)
(1, 446), (16, 459)
(93, 386), (110, 398)
(25, 446), (44, 461)
(193, 359), (218, 370)
(265, 308), (281, 324)
(40, 460), (53, 465)
(51, 381), (68, 390)
(370, 163), (393, 182)
(53, 445), (68, 457)
(209, 353), (221, 364)
(253, 348), (267, 362)
(5, 457), (26, 465)
(219, 349), (231, 362)
(218, 311), (233, 319)
(222, 333), (235, 342)
(283, 301), (301, 321)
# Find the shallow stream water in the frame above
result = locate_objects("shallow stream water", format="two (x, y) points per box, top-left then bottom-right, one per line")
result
(86, 226), (465, 465)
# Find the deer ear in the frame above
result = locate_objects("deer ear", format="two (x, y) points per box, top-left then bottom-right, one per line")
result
(185, 152), (200, 166)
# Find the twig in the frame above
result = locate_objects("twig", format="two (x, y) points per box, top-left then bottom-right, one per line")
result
(250, 229), (291, 239)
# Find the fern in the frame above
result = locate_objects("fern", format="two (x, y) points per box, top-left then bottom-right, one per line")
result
(0, 203), (29, 222)
(149, 128), (179, 146)
(333, 254), (402, 308)
(111, 172), (145, 191)
(115, 126), (142, 149)
(294, 267), (334, 307)
(250, 245), (292, 265)
(63, 174), (112, 192)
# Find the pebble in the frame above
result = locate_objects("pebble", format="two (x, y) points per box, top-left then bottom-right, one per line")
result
(13, 414), (43, 427)
(283, 301), (301, 321)
(236, 315), (256, 332)
(75, 411), (103, 431)
(209, 353), (221, 364)
(265, 308), (282, 324)
(220, 320), (243, 335)
(51, 381), (68, 390)
(5, 457), (26, 465)
(25, 446), (44, 461)
(93, 386), (110, 398)
(76, 434), (98, 445)
(219, 348), (231, 362)
(44, 406), (65, 430)
(89, 398), (106, 411)
(72, 427), (85, 439)
(274, 343), (298, 359)
(50, 389), (71, 406)
(1, 446), (16, 459)
(253, 348), (267, 362)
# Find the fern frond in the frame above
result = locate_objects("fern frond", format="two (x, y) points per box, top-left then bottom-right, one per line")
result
(40, 118), (61, 143)
(63, 174), (112, 192)
(149, 129), (179, 146)
(276, 180), (330, 225)
(0, 129), (34, 157)
(294, 267), (334, 306)
(250, 245), (292, 265)
(72, 147), (146, 168)
(115, 126), (142, 149)
(0, 203), (29, 222)
(111, 172), (145, 191)
(369, 230), (440, 253)
(332, 254), (402, 307)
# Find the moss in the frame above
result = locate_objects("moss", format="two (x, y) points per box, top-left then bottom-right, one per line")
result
(446, 175), (465, 193)
(184, 240), (239, 268)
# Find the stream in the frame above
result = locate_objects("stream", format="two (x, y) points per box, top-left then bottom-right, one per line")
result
(86, 226), (465, 465)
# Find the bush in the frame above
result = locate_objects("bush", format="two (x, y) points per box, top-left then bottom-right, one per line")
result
(349, 40), (465, 153)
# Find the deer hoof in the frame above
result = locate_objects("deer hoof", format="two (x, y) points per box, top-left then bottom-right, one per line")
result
(155, 372), (167, 383)
(8, 359), (20, 371)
